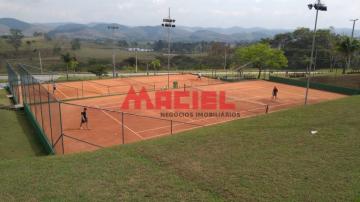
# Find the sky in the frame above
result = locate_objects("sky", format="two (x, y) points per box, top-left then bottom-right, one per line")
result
(0, 0), (359, 29)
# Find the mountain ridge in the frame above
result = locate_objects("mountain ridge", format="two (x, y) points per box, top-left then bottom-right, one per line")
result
(0, 18), (359, 42)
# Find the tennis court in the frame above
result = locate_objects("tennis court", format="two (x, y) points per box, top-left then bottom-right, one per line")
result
(46, 74), (224, 100)
(57, 76), (345, 154)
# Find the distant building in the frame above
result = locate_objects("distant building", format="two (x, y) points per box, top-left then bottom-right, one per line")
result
(127, 48), (154, 52)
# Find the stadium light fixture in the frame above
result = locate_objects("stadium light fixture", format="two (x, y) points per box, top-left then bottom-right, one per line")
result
(162, 8), (176, 89)
(304, 0), (327, 105)
(350, 19), (359, 39)
(108, 25), (119, 77)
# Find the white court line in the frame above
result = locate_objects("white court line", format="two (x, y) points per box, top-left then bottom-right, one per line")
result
(97, 106), (145, 140)
(55, 88), (69, 99)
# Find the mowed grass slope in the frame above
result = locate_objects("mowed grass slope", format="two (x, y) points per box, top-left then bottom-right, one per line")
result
(0, 90), (45, 159)
(0, 96), (359, 201)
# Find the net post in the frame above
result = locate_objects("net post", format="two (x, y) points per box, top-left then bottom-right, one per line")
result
(265, 105), (269, 114)
(122, 112), (125, 144)
(170, 120), (173, 135)
(47, 92), (54, 147)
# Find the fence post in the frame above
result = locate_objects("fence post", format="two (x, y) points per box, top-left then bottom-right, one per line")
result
(58, 102), (65, 154)
(47, 92), (54, 147)
(122, 112), (125, 144)
(31, 77), (38, 118)
(37, 83), (45, 132)
(170, 120), (173, 135)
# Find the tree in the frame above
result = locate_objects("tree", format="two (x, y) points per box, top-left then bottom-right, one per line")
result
(336, 36), (360, 74)
(118, 40), (129, 48)
(6, 29), (24, 52)
(150, 59), (161, 73)
(71, 38), (81, 50)
(235, 43), (288, 78)
(61, 52), (78, 80)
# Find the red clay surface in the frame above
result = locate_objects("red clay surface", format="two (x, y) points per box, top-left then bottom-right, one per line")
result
(45, 74), (224, 100)
(50, 75), (346, 154)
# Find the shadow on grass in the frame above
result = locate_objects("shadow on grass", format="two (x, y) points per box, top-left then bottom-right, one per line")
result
(15, 109), (47, 156)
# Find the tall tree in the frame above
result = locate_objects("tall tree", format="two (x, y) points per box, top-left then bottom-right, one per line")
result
(336, 36), (360, 74)
(235, 43), (288, 78)
(6, 29), (24, 52)
(61, 52), (78, 80)
(150, 59), (161, 73)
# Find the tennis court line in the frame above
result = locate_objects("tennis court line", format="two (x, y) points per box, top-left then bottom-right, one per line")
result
(98, 107), (145, 140)
(55, 88), (70, 99)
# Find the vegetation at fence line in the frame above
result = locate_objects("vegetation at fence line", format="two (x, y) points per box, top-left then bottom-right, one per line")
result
(0, 90), (45, 159)
(0, 96), (359, 201)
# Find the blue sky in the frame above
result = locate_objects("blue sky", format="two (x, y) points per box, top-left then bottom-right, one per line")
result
(0, 0), (359, 29)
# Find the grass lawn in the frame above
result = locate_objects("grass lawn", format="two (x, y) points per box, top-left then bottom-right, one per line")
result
(0, 95), (359, 201)
(0, 90), (45, 159)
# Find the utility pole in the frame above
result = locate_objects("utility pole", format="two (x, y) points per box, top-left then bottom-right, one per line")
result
(135, 49), (138, 73)
(162, 8), (176, 89)
(350, 19), (358, 39)
(348, 19), (359, 72)
(39, 51), (43, 74)
(224, 45), (227, 78)
(305, 0), (327, 105)
(108, 25), (119, 77)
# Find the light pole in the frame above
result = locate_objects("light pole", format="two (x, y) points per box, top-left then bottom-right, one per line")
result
(162, 8), (176, 89)
(108, 25), (119, 77)
(350, 19), (358, 39)
(304, 0), (327, 105)
(348, 19), (359, 71)
(224, 45), (227, 78)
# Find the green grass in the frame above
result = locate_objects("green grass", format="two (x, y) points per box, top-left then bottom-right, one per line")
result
(0, 95), (359, 201)
(0, 90), (45, 159)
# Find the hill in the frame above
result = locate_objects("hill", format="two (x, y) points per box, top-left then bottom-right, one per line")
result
(0, 96), (359, 201)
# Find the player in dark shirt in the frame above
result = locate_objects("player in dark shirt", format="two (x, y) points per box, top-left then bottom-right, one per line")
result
(80, 107), (88, 129)
(272, 86), (279, 100)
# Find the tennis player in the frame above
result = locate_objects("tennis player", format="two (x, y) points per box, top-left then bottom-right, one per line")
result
(80, 107), (89, 129)
(52, 82), (57, 94)
(272, 86), (279, 100)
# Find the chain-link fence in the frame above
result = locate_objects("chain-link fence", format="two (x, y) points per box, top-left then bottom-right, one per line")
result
(18, 64), (64, 154)
(6, 63), (21, 104)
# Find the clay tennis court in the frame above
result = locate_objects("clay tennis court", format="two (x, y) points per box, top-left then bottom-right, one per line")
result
(46, 74), (223, 100)
(49, 75), (346, 154)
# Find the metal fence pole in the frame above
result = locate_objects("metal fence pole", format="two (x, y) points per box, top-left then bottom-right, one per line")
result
(47, 92), (54, 146)
(58, 102), (65, 154)
(122, 112), (125, 144)
(170, 120), (173, 135)
(31, 77), (38, 118)
(37, 83), (45, 132)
